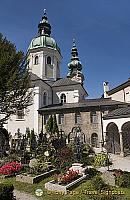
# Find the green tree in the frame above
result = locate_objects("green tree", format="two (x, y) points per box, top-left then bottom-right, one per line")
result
(45, 115), (59, 137)
(52, 114), (59, 137)
(30, 129), (36, 151)
(26, 127), (30, 139)
(0, 33), (32, 125)
(45, 115), (53, 134)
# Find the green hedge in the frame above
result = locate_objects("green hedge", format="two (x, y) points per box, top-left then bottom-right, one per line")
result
(115, 173), (130, 188)
(0, 183), (14, 200)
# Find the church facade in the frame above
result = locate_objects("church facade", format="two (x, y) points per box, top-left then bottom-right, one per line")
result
(5, 11), (129, 150)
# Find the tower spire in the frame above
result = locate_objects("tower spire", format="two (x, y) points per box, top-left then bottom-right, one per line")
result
(38, 9), (51, 36)
(73, 38), (76, 47)
(67, 39), (84, 83)
(44, 8), (46, 15)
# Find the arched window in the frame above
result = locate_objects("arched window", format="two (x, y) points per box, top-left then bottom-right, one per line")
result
(43, 92), (47, 106)
(91, 133), (98, 147)
(60, 93), (66, 103)
(75, 112), (81, 124)
(34, 56), (38, 65)
(47, 56), (51, 65)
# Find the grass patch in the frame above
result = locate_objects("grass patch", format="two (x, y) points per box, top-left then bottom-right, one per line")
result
(0, 176), (130, 200)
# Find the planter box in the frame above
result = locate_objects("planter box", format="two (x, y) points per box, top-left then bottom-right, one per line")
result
(45, 174), (87, 194)
(16, 169), (57, 184)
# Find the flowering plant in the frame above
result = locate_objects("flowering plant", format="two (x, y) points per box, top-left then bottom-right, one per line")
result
(0, 162), (22, 175)
(54, 170), (79, 184)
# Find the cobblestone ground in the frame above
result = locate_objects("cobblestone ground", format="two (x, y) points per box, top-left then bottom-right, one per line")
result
(14, 190), (38, 200)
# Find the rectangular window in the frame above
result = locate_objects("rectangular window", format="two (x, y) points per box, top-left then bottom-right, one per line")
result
(17, 109), (24, 119)
(44, 114), (49, 125)
(75, 113), (81, 124)
(58, 114), (64, 124)
(90, 111), (98, 123)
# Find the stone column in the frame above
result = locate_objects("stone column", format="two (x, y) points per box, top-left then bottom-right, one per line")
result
(103, 132), (107, 146)
(119, 132), (124, 157)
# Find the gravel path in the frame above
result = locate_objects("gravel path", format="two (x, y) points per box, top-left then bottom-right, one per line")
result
(110, 154), (130, 172)
(14, 190), (38, 200)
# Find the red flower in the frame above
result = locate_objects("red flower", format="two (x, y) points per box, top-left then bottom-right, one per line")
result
(0, 162), (22, 175)
(60, 170), (79, 184)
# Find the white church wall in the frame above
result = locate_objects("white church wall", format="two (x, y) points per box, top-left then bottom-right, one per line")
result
(6, 87), (41, 136)
(56, 90), (79, 103)
(109, 85), (130, 103)
(7, 103), (34, 136)
(28, 47), (61, 81)
(33, 87), (40, 134)
(29, 52), (42, 79)
(39, 84), (52, 107)
(103, 117), (130, 133)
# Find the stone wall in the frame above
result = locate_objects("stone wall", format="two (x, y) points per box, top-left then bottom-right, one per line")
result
(56, 110), (103, 147)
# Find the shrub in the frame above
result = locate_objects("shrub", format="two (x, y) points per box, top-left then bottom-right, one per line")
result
(113, 169), (130, 188)
(53, 146), (74, 172)
(93, 153), (109, 167)
(0, 162), (22, 175)
(0, 183), (14, 200)
(91, 175), (106, 191)
(4, 154), (20, 163)
(29, 158), (49, 175)
(29, 158), (38, 169)
(83, 144), (95, 155)
(115, 173), (130, 188)
(81, 155), (95, 166)
(0, 160), (5, 167)
(87, 168), (99, 178)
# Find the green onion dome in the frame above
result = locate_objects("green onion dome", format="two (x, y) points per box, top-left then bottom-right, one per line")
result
(28, 9), (61, 54)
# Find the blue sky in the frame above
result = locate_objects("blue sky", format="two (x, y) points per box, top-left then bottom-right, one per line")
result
(0, 0), (130, 98)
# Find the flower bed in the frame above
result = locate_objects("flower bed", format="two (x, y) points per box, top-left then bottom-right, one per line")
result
(0, 162), (22, 177)
(54, 170), (79, 185)
(45, 173), (87, 194)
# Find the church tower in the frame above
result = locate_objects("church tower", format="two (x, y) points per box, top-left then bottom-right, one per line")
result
(27, 10), (62, 81)
(67, 39), (84, 84)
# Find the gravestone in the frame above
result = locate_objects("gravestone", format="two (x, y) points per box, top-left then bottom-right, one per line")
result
(101, 171), (115, 186)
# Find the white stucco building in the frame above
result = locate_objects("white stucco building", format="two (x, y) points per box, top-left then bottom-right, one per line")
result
(103, 80), (130, 156)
